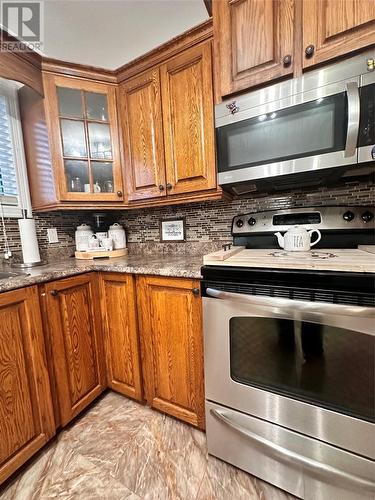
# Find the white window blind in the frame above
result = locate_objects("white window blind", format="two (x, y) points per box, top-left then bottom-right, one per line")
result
(0, 94), (18, 200)
(0, 79), (31, 217)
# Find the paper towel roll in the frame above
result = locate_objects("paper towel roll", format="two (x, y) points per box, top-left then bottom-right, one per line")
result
(18, 218), (41, 264)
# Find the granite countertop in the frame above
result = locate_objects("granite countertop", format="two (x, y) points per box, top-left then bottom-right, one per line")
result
(0, 254), (204, 293)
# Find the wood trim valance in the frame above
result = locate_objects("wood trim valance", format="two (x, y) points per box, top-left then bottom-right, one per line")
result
(0, 30), (43, 95)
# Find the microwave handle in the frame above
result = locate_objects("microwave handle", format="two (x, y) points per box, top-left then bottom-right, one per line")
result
(344, 81), (360, 158)
(205, 287), (375, 318)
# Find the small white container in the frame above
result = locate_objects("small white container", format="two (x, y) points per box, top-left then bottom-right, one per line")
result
(108, 223), (126, 249)
(101, 237), (113, 251)
(88, 235), (100, 249)
(95, 231), (108, 242)
(75, 224), (94, 251)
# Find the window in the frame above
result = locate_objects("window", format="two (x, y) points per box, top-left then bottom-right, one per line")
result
(0, 78), (31, 217)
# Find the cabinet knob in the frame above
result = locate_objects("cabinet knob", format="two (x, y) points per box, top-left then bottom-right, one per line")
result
(166, 183), (172, 190)
(305, 45), (315, 58)
(159, 185), (165, 191)
(116, 190), (123, 197)
(192, 287), (200, 296)
(50, 289), (58, 297)
(283, 54), (292, 67)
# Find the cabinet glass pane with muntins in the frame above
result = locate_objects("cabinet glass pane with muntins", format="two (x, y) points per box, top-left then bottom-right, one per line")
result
(56, 86), (115, 196)
(57, 87), (83, 118)
(60, 119), (87, 158)
(85, 92), (108, 121)
(92, 162), (114, 192)
(88, 123), (112, 160)
(64, 160), (89, 192)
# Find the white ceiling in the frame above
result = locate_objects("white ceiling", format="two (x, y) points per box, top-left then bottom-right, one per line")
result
(43, 0), (209, 70)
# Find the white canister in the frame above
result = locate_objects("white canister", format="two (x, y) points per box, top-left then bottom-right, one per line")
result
(108, 223), (126, 249)
(75, 224), (94, 251)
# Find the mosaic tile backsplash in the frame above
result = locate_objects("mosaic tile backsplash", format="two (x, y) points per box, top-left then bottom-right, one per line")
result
(1, 179), (374, 260)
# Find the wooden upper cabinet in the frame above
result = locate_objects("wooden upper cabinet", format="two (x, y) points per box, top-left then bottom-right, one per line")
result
(0, 287), (55, 485)
(214, 0), (294, 97)
(161, 41), (216, 195)
(120, 69), (166, 201)
(121, 38), (217, 203)
(100, 273), (143, 400)
(43, 73), (124, 203)
(44, 274), (106, 426)
(303, 0), (375, 68)
(137, 276), (205, 429)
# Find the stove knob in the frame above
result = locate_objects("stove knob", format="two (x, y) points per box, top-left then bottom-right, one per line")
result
(235, 219), (244, 228)
(248, 217), (257, 226)
(343, 210), (355, 222)
(361, 210), (374, 223)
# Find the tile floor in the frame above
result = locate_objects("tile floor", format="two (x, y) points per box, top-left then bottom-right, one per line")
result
(1, 392), (294, 499)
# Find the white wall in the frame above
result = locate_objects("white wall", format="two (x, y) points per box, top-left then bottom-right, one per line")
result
(43, 0), (209, 69)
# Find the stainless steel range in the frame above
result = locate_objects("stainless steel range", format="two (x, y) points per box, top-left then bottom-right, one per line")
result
(201, 206), (375, 500)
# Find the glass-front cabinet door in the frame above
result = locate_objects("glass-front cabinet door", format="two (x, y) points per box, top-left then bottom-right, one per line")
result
(44, 74), (123, 202)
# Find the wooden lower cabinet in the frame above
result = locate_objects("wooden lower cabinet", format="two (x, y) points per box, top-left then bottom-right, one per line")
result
(44, 273), (106, 427)
(99, 273), (143, 400)
(137, 276), (205, 429)
(0, 286), (55, 484)
(0, 272), (206, 484)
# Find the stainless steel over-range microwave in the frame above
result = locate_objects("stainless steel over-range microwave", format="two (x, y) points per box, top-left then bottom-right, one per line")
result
(215, 49), (375, 194)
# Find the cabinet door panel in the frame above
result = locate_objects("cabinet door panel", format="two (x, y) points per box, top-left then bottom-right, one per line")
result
(45, 274), (105, 426)
(100, 273), (142, 400)
(0, 287), (55, 485)
(137, 276), (205, 429)
(120, 69), (166, 201)
(214, 0), (294, 96)
(161, 41), (216, 195)
(303, 0), (375, 68)
(43, 74), (124, 202)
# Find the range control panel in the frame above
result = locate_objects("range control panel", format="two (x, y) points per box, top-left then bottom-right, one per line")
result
(232, 206), (375, 235)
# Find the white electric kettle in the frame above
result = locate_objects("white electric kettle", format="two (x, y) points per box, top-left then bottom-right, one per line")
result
(274, 226), (321, 252)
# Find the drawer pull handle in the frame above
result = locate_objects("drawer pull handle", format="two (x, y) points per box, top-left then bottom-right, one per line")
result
(192, 288), (200, 296)
(211, 408), (375, 492)
(50, 289), (58, 297)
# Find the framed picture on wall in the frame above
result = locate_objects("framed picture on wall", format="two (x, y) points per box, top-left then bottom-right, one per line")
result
(159, 218), (186, 242)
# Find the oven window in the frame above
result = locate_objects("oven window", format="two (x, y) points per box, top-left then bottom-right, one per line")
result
(230, 317), (374, 422)
(217, 93), (347, 172)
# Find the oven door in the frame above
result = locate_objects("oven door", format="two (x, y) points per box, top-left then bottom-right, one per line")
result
(358, 73), (375, 163)
(216, 78), (360, 186)
(203, 289), (375, 459)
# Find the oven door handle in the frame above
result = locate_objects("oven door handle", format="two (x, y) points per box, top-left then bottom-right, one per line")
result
(211, 408), (375, 492)
(205, 288), (375, 318)
(344, 81), (360, 158)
